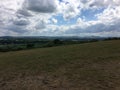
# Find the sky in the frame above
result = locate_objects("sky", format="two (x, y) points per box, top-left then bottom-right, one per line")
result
(0, 0), (120, 37)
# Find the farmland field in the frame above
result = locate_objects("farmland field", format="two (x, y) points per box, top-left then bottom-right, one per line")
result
(0, 40), (120, 90)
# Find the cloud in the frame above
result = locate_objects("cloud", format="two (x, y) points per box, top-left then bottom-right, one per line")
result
(17, 9), (32, 17)
(64, 21), (120, 37)
(13, 18), (30, 26)
(51, 18), (58, 24)
(59, 0), (81, 20)
(0, 0), (120, 37)
(96, 6), (120, 24)
(23, 0), (58, 13)
(35, 21), (46, 29)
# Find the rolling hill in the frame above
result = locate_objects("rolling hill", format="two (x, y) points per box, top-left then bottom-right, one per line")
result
(0, 40), (120, 90)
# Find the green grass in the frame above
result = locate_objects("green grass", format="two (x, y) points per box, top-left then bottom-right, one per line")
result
(0, 40), (120, 90)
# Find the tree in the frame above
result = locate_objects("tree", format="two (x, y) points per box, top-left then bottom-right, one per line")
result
(53, 39), (62, 44)
(26, 43), (34, 48)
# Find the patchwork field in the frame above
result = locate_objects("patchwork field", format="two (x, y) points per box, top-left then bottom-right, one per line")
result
(0, 40), (120, 90)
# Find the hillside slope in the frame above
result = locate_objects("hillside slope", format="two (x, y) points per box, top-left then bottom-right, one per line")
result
(0, 40), (120, 90)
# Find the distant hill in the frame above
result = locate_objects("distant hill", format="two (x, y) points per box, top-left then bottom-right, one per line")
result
(1, 35), (119, 41)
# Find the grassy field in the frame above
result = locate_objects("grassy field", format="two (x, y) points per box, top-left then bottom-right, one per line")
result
(0, 40), (120, 90)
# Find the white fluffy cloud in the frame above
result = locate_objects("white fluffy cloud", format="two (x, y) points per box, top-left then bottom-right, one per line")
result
(51, 18), (58, 24)
(59, 0), (81, 20)
(96, 6), (120, 24)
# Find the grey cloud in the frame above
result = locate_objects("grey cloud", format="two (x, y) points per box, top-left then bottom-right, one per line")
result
(65, 22), (120, 35)
(13, 19), (30, 26)
(17, 9), (32, 17)
(2, 23), (29, 34)
(23, 0), (57, 13)
(7, 26), (28, 34)
(81, 0), (90, 4)
(35, 20), (46, 29)
(88, 22), (120, 33)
